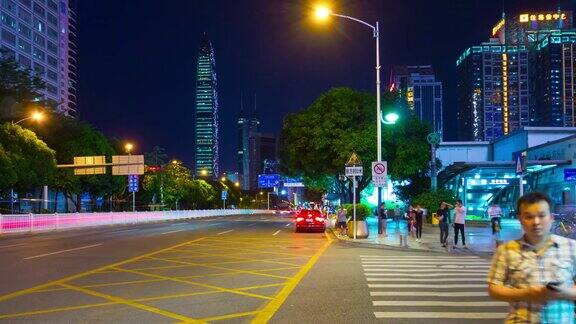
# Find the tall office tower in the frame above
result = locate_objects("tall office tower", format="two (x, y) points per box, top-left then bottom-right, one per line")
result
(490, 10), (574, 127)
(0, 0), (77, 114)
(456, 40), (530, 141)
(194, 34), (219, 178)
(237, 95), (259, 190)
(389, 65), (443, 136)
(248, 132), (277, 190)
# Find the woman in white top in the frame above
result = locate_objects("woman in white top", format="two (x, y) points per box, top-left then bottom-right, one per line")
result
(453, 199), (467, 248)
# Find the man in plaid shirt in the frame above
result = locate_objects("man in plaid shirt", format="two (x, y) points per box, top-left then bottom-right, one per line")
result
(487, 192), (576, 323)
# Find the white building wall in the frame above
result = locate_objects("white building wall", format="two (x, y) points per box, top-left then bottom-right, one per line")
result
(437, 142), (491, 168)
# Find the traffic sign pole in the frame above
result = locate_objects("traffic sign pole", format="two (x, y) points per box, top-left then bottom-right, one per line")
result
(353, 176), (357, 240)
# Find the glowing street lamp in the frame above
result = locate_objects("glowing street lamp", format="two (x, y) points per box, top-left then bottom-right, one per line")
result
(14, 111), (44, 125)
(200, 169), (208, 176)
(382, 112), (399, 125)
(314, 5), (331, 20)
(124, 142), (134, 155)
(221, 176), (226, 182)
(234, 181), (240, 187)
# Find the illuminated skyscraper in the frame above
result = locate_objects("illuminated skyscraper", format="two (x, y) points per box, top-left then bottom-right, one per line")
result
(194, 34), (219, 177)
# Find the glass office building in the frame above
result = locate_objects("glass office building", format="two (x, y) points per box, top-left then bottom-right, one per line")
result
(194, 34), (219, 178)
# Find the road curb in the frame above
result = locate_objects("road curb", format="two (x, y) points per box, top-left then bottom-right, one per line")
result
(328, 229), (493, 257)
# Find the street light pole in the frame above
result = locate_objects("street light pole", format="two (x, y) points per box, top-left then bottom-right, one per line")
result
(317, 10), (384, 233)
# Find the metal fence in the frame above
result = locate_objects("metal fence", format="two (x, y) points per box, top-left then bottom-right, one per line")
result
(0, 209), (271, 235)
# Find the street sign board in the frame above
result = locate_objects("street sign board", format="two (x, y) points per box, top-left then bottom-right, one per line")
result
(128, 175), (139, 193)
(513, 151), (527, 175)
(221, 190), (228, 200)
(564, 169), (576, 182)
(345, 166), (363, 177)
(346, 152), (362, 166)
(284, 177), (305, 187)
(112, 155), (145, 175)
(258, 174), (280, 188)
(73, 156), (106, 175)
(372, 161), (387, 187)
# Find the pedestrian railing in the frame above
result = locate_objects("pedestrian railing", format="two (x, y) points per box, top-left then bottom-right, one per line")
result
(0, 209), (272, 235)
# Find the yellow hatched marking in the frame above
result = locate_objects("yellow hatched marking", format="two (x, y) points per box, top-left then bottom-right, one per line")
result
(146, 256), (291, 280)
(156, 256), (301, 268)
(251, 233), (332, 323)
(59, 283), (203, 323)
(178, 244), (312, 258)
(162, 250), (308, 266)
(0, 238), (207, 304)
(112, 267), (273, 301)
(0, 301), (115, 320)
(201, 310), (259, 322)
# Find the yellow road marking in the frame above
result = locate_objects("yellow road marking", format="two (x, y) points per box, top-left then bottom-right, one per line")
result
(0, 237), (207, 304)
(113, 266), (273, 301)
(59, 283), (203, 323)
(146, 256), (291, 280)
(157, 256), (301, 268)
(178, 244), (311, 258)
(0, 301), (115, 319)
(201, 310), (259, 322)
(251, 234), (332, 323)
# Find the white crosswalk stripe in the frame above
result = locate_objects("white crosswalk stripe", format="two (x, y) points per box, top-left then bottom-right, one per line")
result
(362, 254), (507, 320)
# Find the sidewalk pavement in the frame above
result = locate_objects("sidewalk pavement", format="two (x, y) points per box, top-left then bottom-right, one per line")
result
(332, 217), (523, 255)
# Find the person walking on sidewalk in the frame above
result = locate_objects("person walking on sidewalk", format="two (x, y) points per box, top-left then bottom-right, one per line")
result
(437, 202), (451, 247)
(488, 202), (503, 235)
(453, 199), (467, 248)
(337, 207), (347, 237)
(378, 203), (387, 236)
(487, 192), (576, 323)
(415, 204), (424, 242)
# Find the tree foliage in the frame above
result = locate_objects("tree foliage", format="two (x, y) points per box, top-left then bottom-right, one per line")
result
(413, 189), (455, 223)
(279, 87), (431, 203)
(0, 123), (56, 191)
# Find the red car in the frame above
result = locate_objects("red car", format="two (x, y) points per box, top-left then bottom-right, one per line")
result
(294, 209), (326, 232)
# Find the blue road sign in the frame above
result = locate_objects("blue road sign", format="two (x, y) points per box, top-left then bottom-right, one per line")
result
(565, 169), (576, 182)
(258, 174), (280, 188)
(128, 175), (139, 193)
(221, 190), (228, 200)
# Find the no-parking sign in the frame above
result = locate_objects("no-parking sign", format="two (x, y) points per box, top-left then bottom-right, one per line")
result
(372, 161), (387, 187)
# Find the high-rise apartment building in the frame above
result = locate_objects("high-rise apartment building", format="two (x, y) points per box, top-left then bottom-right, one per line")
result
(194, 34), (219, 178)
(0, 0), (77, 114)
(456, 42), (530, 141)
(237, 98), (259, 190)
(456, 9), (574, 141)
(248, 132), (277, 190)
(389, 65), (443, 135)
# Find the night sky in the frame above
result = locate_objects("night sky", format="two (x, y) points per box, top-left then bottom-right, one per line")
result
(76, 0), (574, 171)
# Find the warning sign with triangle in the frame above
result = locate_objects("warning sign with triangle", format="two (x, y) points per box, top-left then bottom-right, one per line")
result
(346, 152), (362, 167)
(515, 153), (524, 175)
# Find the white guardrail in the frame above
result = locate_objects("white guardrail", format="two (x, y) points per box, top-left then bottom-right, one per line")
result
(0, 209), (273, 235)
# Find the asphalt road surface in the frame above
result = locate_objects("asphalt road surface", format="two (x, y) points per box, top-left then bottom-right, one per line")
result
(0, 213), (506, 323)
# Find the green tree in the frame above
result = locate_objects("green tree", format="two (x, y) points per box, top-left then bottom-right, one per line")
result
(0, 122), (56, 194)
(144, 160), (192, 209)
(33, 114), (123, 212)
(182, 180), (217, 209)
(279, 87), (431, 203)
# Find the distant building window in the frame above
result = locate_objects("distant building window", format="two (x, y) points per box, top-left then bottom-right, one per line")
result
(47, 26), (57, 39)
(32, 46), (44, 61)
(46, 0), (57, 12)
(18, 54), (31, 68)
(33, 62), (44, 76)
(46, 82), (57, 94)
(46, 54), (56, 67)
(46, 12), (57, 26)
(18, 22), (31, 38)
(33, 18), (44, 33)
(46, 40), (56, 53)
(17, 38), (31, 53)
(1, 27), (16, 44)
(2, 0), (17, 13)
(17, 6), (31, 23)
(18, 0), (31, 8)
(1, 11), (17, 30)
(32, 2), (44, 18)
(33, 32), (44, 47)
(0, 45), (15, 58)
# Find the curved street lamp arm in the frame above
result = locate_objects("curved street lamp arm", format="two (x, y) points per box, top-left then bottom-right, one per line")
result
(13, 117), (31, 125)
(331, 13), (378, 37)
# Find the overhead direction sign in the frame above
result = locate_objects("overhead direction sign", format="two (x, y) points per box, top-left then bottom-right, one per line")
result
(284, 177), (305, 187)
(258, 174), (280, 188)
(564, 169), (576, 182)
(372, 161), (387, 187)
(112, 155), (145, 175)
(73, 156), (106, 175)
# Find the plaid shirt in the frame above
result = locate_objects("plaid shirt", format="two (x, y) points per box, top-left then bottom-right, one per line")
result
(487, 234), (576, 323)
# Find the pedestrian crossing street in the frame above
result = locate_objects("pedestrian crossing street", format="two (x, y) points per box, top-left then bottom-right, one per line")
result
(361, 254), (509, 321)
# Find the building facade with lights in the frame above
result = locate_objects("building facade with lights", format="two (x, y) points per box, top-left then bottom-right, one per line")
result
(0, 0), (77, 115)
(194, 34), (219, 178)
(457, 10), (575, 141)
(237, 102), (259, 190)
(438, 127), (576, 218)
(389, 65), (443, 136)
